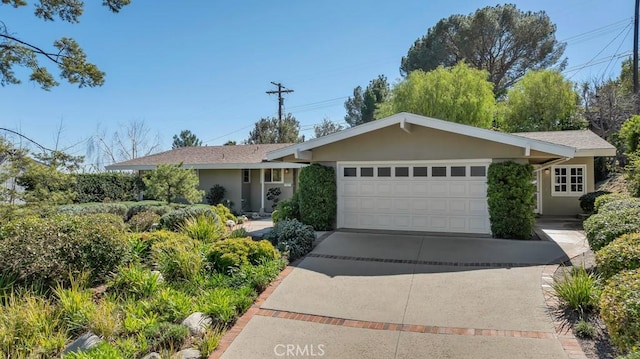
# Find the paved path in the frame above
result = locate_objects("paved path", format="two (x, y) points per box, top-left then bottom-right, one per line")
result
(215, 223), (589, 359)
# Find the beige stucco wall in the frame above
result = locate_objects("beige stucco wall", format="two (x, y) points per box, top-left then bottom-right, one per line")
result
(539, 157), (594, 216)
(198, 169), (242, 212)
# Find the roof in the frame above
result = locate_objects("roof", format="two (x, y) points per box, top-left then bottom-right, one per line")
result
(513, 130), (617, 157)
(267, 112), (579, 161)
(105, 143), (307, 171)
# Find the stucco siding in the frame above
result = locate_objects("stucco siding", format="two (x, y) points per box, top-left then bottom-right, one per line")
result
(539, 157), (594, 216)
(198, 169), (242, 211)
(247, 168), (296, 213)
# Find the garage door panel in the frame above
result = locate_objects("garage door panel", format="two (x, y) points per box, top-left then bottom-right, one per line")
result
(450, 217), (467, 231)
(393, 183), (412, 196)
(430, 217), (449, 230)
(449, 183), (467, 197)
(428, 199), (448, 213)
(429, 182), (447, 197)
(377, 183), (393, 195)
(469, 200), (487, 214)
(449, 200), (467, 213)
(360, 183), (376, 196)
(343, 183), (359, 196)
(392, 199), (411, 212)
(468, 182), (487, 197)
(412, 183), (429, 196)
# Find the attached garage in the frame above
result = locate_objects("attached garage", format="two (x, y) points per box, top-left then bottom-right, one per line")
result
(337, 161), (491, 234)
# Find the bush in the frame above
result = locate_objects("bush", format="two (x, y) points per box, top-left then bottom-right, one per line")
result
(54, 279), (95, 336)
(487, 162), (535, 239)
(125, 202), (174, 221)
(109, 263), (161, 300)
(264, 219), (315, 261)
(159, 206), (218, 231)
(127, 210), (161, 232)
(298, 164), (336, 230)
(207, 237), (279, 273)
(600, 269), (640, 352)
(148, 287), (194, 323)
(594, 193), (627, 213)
(151, 233), (204, 282)
(229, 227), (249, 238)
(552, 266), (600, 315)
(272, 193), (300, 223)
(57, 202), (129, 219)
(75, 172), (143, 203)
(584, 207), (640, 251)
(143, 322), (189, 351)
(575, 320), (596, 339)
(180, 214), (226, 242)
(597, 233), (640, 280)
(231, 258), (286, 292)
(198, 286), (255, 325)
(205, 184), (226, 205)
(578, 190), (611, 213)
(212, 203), (236, 223)
(0, 213), (129, 287)
(599, 197), (640, 213)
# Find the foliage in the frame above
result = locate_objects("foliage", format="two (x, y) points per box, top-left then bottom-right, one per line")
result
(0, 0), (131, 90)
(125, 202), (175, 220)
(151, 233), (204, 282)
(160, 206), (218, 231)
(578, 190), (611, 213)
(143, 322), (189, 351)
(298, 164), (336, 230)
(574, 320), (596, 339)
(207, 237), (279, 273)
(148, 287), (194, 323)
(314, 118), (344, 137)
(88, 120), (161, 167)
(53, 277), (95, 335)
(143, 163), (204, 204)
(596, 233), (640, 280)
(205, 184), (226, 205)
(486, 162), (535, 239)
(57, 202), (129, 219)
(180, 214), (227, 242)
(266, 187), (282, 210)
(272, 192), (301, 223)
(229, 227), (249, 238)
(198, 286), (255, 326)
(213, 203), (237, 223)
(594, 193), (627, 213)
(127, 210), (161, 232)
(376, 63), (496, 128)
(400, 4), (565, 95)
(264, 219), (315, 261)
(246, 113), (301, 144)
(64, 341), (123, 359)
(0, 138), (28, 204)
(600, 269), (640, 352)
(109, 263), (161, 300)
(502, 70), (583, 132)
(626, 152), (640, 197)
(172, 129), (202, 148)
(344, 75), (390, 127)
(584, 207), (640, 251)
(17, 150), (82, 205)
(621, 115), (640, 153)
(231, 258), (286, 292)
(0, 213), (129, 287)
(552, 266), (600, 315)
(75, 172), (143, 203)
(599, 198), (640, 213)
(199, 327), (225, 357)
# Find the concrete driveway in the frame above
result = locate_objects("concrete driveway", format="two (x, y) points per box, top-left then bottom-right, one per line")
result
(219, 231), (579, 359)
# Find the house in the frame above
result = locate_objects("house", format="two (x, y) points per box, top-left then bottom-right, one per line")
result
(105, 144), (306, 213)
(266, 112), (616, 235)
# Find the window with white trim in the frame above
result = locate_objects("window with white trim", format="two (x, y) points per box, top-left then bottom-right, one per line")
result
(242, 169), (251, 183)
(552, 165), (586, 196)
(264, 168), (283, 183)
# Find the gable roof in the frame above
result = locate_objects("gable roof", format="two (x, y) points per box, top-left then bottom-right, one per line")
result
(513, 130), (616, 157)
(267, 112), (580, 161)
(105, 143), (306, 171)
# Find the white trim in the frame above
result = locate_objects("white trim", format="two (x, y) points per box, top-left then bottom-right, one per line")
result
(105, 162), (307, 171)
(260, 168), (265, 214)
(576, 148), (617, 157)
(266, 112), (576, 161)
(551, 164), (587, 197)
(338, 159), (493, 166)
(264, 168), (284, 184)
(242, 169), (251, 184)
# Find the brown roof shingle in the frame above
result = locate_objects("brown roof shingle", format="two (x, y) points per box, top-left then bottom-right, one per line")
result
(512, 130), (615, 151)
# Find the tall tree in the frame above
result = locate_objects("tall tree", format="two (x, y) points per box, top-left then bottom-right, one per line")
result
(502, 70), (584, 132)
(313, 119), (344, 138)
(376, 63), (496, 128)
(17, 150), (83, 205)
(344, 75), (390, 127)
(0, 138), (28, 204)
(1, 0), (131, 90)
(143, 163), (204, 204)
(172, 130), (202, 149)
(87, 119), (161, 167)
(246, 114), (301, 144)
(223, 140), (237, 146)
(400, 4), (566, 96)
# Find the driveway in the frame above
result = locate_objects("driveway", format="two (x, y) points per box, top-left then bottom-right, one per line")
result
(219, 231), (579, 359)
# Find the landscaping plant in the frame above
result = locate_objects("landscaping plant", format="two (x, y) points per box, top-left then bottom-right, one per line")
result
(552, 266), (600, 315)
(596, 232), (640, 280)
(264, 219), (315, 261)
(578, 190), (610, 213)
(584, 207), (640, 251)
(298, 164), (336, 230)
(600, 269), (640, 352)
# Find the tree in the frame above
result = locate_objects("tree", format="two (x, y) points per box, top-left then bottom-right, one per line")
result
(376, 63), (496, 128)
(17, 150), (83, 204)
(344, 75), (390, 127)
(502, 70), (584, 132)
(0, 138), (28, 204)
(223, 140), (236, 146)
(87, 119), (161, 167)
(246, 114), (301, 144)
(400, 4), (566, 96)
(1, 1), (131, 90)
(172, 130), (202, 149)
(143, 163), (204, 204)
(313, 119), (344, 138)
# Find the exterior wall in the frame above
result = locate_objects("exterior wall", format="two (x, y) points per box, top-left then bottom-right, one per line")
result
(198, 169), (242, 212)
(539, 157), (594, 216)
(247, 168), (296, 213)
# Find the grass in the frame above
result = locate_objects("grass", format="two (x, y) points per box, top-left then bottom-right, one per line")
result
(553, 266), (601, 316)
(574, 320), (596, 339)
(180, 213), (227, 242)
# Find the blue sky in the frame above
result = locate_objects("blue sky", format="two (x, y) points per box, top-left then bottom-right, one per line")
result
(1, 0), (635, 166)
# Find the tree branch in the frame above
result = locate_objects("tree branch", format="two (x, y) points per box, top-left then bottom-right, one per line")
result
(0, 33), (68, 64)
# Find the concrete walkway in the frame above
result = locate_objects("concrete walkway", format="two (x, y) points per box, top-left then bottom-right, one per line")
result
(216, 222), (590, 359)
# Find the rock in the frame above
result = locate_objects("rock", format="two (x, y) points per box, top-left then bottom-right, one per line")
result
(142, 353), (162, 359)
(181, 312), (212, 336)
(225, 219), (236, 227)
(252, 212), (261, 219)
(150, 270), (164, 283)
(62, 332), (102, 354)
(173, 348), (201, 359)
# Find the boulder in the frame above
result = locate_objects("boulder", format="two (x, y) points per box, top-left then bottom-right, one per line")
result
(142, 353), (162, 359)
(173, 348), (201, 359)
(62, 332), (102, 355)
(181, 312), (212, 336)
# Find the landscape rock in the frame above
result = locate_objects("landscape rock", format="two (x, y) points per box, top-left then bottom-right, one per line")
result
(150, 270), (164, 283)
(62, 332), (102, 355)
(181, 312), (212, 336)
(173, 348), (201, 359)
(225, 219), (236, 227)
(142, 353), (162, 359)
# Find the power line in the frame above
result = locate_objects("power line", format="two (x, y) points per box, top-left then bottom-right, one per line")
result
(567, 22), (633, 79)
(266, 82), (294, 121)
(600, 24), (633, 79)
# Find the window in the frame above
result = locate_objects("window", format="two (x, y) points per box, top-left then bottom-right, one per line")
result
(360, 167), (374, 177)
(470, 166), (486, 177)
(552, 165), (585, 196)
(343, 167), (357, 177)
(413, 167), (428, 177)
(432, 166), (447, 177)
(395, 167), (409, 177)
(243, 169), (251, 183)
(451, 166), (466, 177)
(264, 168), (283, 183)
(378, 167), (391, 177)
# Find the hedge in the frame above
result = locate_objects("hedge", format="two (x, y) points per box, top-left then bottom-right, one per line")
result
(596, 232), (640, 280)
(584, 207), (640, 251)
(298, 164), (336, 230)
(75, 172), (144, 203)
(594, 193), (627, 213)
(600, 269), (640, 352)
(487, 162), (535, 239)
(578, 190), (610, 213)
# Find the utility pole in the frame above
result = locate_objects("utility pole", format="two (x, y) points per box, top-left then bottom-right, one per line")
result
(266, 82), (294, 121)
(635, 0), (639, 96)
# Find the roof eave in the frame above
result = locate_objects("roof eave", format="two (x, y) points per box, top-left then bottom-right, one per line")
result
(105, 162), (308, 171)
(575, 148), (617, 157)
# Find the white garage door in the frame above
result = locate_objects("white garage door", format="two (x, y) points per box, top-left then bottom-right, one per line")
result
(337, 160), (491, 234)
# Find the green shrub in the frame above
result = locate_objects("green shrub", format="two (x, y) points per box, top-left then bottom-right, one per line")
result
(574, 320), (596, 339)
(229, 227), (249, 238)
(584, 207), (640, 251)
(0, 213), (129, 287)
(127, 210), (161, 232)
(75, 172), (144, 203)
(594, 193), (627, 213)
(597, 233), (640, 280)
(180, 213), (227, 242)
(109, 263), (161, 300)
(65, 341), (123, 359)
(205, 184), (226, 205)
(578, 190), (611, 213)
(487, 162), (535, 239)
(54, 279), (95, 335)
(617, 350), (640, 359)
(626, 152), (640, 197)
(213, 203), (236, 223)
(552, 266), (600, 315)
(264, 219), (315, 261)
(151, 233), (204, 282)
(600, 198), (640, 213)
(600, 269), (640, 352)
(148, 287), (194, 323)
(272, 192), (300, 223)
(207, 237), (279, 273)
(125, 202), (174, 221)
(143, 322), (189, 351)
(298, 164), (336, 230)
(198, 286), (255, 325)
(159, 206), (218, 231)
(231, 258), (286, 292)
(57, 202), (129, 219)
